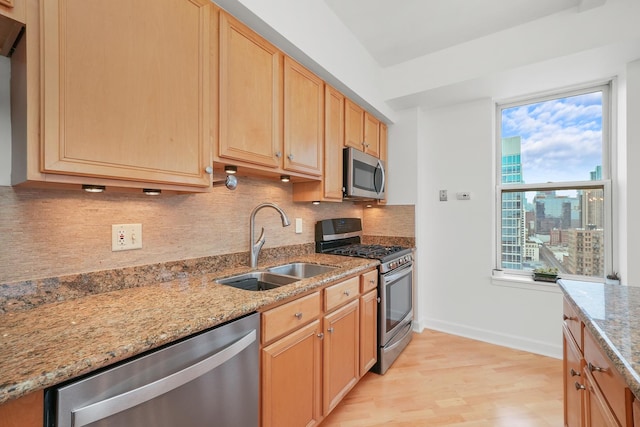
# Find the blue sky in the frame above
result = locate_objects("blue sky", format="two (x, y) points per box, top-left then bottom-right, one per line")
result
(501, 91), (603, 184)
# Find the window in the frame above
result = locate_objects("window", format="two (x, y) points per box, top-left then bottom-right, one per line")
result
(496, 83), (612, 280)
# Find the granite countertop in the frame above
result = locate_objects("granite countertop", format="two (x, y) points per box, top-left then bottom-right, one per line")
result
(0, 253), (378, 405)
(558, 279), (640, 398)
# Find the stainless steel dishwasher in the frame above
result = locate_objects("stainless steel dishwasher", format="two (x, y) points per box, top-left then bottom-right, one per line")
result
(45, 312), (259, 427)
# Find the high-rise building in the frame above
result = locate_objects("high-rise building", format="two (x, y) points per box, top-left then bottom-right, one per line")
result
(501, 136), (524, 270)
(565, 228), (604, 276)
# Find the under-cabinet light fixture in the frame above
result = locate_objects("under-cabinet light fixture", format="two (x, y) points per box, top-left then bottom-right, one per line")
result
(280, 175), (290, 182)
(143, 189), (162, 196)
(312, 201), (320, 205)
(82, 184), (106, 193)
(224, 165), (237, 174)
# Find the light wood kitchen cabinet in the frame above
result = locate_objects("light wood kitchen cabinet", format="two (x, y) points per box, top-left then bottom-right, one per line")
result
(359, 288), (378, 376)
(584, 369), (622, 427)
(345, 98), (380, 158)
(0, 390), (43, 427)
(0, 0), (24, 58)
(563, 324), (583, 427)
(283, 56), (323, 176)
(218, 10), (282, 170)
(262, 320), (323, 427)
(261, 269), (378, 425)
(292, 84), (344, 202)
(0, 0), (24, 23)
(38, 0), (212, 189)
(323, 298), (360, 415)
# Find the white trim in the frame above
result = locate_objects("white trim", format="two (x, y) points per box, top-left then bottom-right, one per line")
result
(422, 318), (563, 359)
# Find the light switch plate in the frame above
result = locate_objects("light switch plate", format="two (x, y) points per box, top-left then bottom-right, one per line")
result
(112, 224), (143, 251)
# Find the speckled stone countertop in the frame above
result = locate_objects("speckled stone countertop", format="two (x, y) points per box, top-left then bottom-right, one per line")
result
(558, 280), (640, 398)
(0, 253), (378, 405)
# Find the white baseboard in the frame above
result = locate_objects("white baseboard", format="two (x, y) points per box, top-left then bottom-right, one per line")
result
(413, 317), (562, 359)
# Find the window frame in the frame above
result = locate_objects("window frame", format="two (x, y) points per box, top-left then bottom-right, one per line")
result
(494, 82), (613, 282)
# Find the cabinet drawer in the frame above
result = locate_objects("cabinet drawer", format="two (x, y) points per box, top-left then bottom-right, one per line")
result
(563, 298), (583, 351)
(325, 277), (359, 311)
(360, 269), (378, 293)
(583, 328), (632, 426)
(262, 292), (321, 343)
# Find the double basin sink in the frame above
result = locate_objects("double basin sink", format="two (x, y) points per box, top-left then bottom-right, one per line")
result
(216, 262), (337, 291)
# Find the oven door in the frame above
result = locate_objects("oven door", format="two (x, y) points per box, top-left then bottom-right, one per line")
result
(379, 262), (413, 346)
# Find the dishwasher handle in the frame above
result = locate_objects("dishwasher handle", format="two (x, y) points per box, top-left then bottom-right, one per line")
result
(71, 329), (257, 427)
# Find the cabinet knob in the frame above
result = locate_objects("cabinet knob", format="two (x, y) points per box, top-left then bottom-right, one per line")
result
(204, 166), (213, 174)
(287, 153), (294, 160)
(327, 327), (334, 333)
(275, 151), (282, 158)
(294, 312), (303, 319)
(343, 290), (350, 296)
(369, 279), (375, 284)
(574, 382), (585, 391)
(588, 362), (607, 373)
(563, 314), (577, 321)
(570, 368), (580, 377)
(317, 333), (324, 339)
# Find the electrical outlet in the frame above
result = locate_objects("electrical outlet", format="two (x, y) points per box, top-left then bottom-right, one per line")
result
(295, 218), (303, 234)
(456, 192), (471, 200)
(112, 224), (143, 251)
(439, 190), (448, 201)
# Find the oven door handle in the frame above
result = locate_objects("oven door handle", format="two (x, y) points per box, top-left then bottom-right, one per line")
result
(382, 262), (413, 284)
(71, 329), (257, 427)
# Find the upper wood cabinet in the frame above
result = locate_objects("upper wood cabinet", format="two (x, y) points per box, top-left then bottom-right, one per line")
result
(292, 84), (344, 202)
(283, 56), (323, 176)
(345, 98), (380, 158)
(39, 0), (212, 188)
(218, 10), (282, 169)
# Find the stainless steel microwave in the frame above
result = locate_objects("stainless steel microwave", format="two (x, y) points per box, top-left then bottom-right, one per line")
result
(343, 147), (386, 200)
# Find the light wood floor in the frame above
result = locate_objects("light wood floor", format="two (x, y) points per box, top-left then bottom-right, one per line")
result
(322, 329), (563, 427)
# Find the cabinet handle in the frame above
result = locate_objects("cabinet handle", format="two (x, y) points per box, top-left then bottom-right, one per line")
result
(369, 279), (375, 284)
(574, 382), (585, 391)
(563, 314), (577, 321)
(343, 290), (350, 296)
(327, 327), (334, 333)
(294, 312), (303, 319)
(275, 151), (282, 158)
(570, 368), (581, 377)
(588, 362), (607, 373)
(287, 153), (294, 160)
(317, 333), (324, 339)
(377, 297), (381, 304)
(204, 166), (213, 174)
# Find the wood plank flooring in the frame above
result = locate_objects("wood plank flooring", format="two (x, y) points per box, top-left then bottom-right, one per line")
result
(321, 329), (563, 426)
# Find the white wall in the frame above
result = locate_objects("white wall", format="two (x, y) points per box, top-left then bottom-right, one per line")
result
(624, 59), (640, 285)
(0, 57), (10, 186)
(386, 108), (418, 205)
(414, 99), (563, 358)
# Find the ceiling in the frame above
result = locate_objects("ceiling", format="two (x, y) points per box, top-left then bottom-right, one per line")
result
(323, 0), (597, 67)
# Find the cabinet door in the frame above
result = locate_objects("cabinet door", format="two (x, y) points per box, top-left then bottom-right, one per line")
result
(363, 112), (380, 157)
(262, 320), (322, 427)
(219, 11), (282, 168)
(359, 289), (378, 376)
(283, 57), (323, 176)
(323, 299), (360, 415)
(322, 85), (344, 200)
(0, 391), (43, 427)
(41, 0), (212, 188)
(377, 122), (388, 204)
(0, 0), (24, 24)
(344, 98), (364, 150)
(563, 325), (583, 427)
(584, 370), (622, 427)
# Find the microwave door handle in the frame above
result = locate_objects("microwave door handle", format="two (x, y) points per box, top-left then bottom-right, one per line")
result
(376, 159), (386, 194)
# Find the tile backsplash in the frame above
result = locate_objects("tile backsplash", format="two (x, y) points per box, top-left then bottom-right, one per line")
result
(1, 176), (415, 283)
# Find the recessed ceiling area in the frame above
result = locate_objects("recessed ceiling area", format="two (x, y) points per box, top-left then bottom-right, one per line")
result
(324, 0), (587, 67)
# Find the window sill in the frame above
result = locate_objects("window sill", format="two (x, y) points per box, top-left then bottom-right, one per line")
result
(490, 273), (562, 293)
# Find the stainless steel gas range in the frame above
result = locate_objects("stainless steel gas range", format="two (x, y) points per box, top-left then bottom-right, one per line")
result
(315, 218), (413, 374)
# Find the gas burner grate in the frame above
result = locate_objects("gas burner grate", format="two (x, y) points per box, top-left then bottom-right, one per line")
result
(330, 244), (405, 260)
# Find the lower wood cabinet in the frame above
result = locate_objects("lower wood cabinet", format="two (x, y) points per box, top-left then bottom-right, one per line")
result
(0, 390), (43, 427)
(261, 269), (378, 426)
(563, 324), (583, 427)
(323, 298), (360, 415)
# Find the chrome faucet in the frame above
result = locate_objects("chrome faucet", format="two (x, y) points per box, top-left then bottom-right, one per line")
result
(249, 202), (291, 268)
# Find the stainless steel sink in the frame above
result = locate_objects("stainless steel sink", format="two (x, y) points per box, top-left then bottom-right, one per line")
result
(216, 272), (298, 291)
(266, 262), (336, 279)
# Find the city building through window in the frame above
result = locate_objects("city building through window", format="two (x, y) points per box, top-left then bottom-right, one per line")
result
(496, 83), (611, 280)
